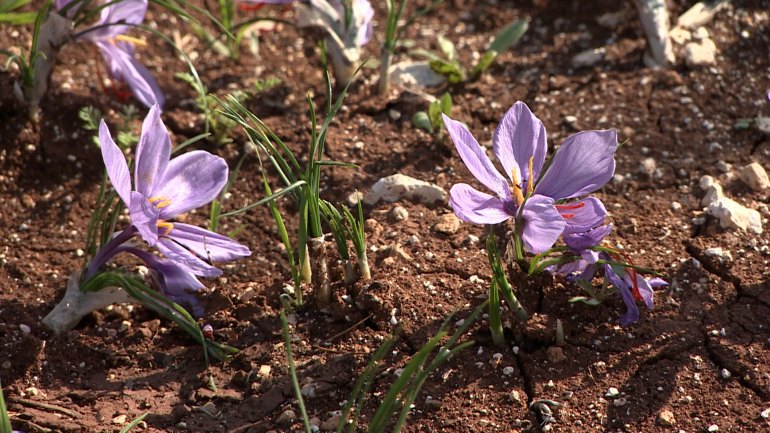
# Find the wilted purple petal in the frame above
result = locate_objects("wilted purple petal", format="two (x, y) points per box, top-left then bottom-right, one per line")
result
(449, 183), (511, 225)
(633, 275), (667, 310)
(606, 264), (639, 327)
(154, 151), (228, 219)
(155, 238), (223, 277)
(134, 104), (171, 196)
(95, 41), (163, 109)
(443, 114), (510, 200)
(559, 197), (607, 234)
(99, 120), (131, 205)
(129, 191), (160, 245)
(127, 247), (206, 316)
(85, 0), (147, 40)
(492, 101), (547, 188)
(535, 130), (617, 200)
(563, 224), (612, 251)
(166, 223), (251, 263)
(520, 194), (565, 254)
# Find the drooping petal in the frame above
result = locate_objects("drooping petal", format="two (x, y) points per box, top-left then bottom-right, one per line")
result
(605, 264), (639, 327)
(165, 223), (252, 263)
(84, 0), (147, 40)
(154, 151), (229, 219)
(129, 191), (160, 245)
(519, 194), (566, 254)
(633, 275), (666, 310)
(155, 238), (223, 277)
(443, 114), (511, 200)
(95, 41), (163, 109)
(99, 120), (132, 206)
(535, 130), (617, 200)
(449, 183), (512, 225)
(492, 101), (547, 188)
(563, 224), (613, 251)
(559, 197), (607, 234)
(134, 104), (171, 197)
(126, 248), (206, 317)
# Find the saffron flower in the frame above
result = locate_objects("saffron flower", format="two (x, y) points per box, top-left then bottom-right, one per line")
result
(100, 104), (250, 277)
(606, 265), (667, 326)
(444, 101), (617, 253)
(57, 0), (164, 108)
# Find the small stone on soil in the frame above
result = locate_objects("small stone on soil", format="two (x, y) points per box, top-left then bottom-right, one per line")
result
(658, 410), (676, 426)
(605, 387), (620, 398)
(433, 213), (461, 235)
(720, 368), (731, 379)
(546, 346), (567, 364)
(112, 414), (127, 425)
(391, 205), (409, 221)
(19, 324), (31, 334)
(707, 425), (719, 432)
(276, 409), (296, 426)
(738, 162), (770, 191)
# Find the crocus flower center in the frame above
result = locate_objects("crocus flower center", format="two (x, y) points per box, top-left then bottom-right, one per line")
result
(148, 196), (171, 209)
(157, 220), (174, 235)
(510, 156), (535, 207)
(555, 201), (586, 219)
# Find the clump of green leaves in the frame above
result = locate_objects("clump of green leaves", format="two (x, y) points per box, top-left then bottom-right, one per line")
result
(413, 18), (529, 83)
(176, 71), (248, 145)
(486, 231), (529, 347)
(413, 92), (451, 138)
(0, 0), (36, 24)
(79, 105), (140, 149)
(379, 0), (445, 94)
(277, 298), (484, 433)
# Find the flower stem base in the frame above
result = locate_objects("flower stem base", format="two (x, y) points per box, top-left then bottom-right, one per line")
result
(42, 271), (133, 334)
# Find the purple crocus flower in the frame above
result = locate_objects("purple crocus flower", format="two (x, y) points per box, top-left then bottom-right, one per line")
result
(57, 0), (164, 108)
(99, 104), (250, 277)
(444, 101), (617, 253)
(552, 224), (613, 278)
(606, 265), (668, 326)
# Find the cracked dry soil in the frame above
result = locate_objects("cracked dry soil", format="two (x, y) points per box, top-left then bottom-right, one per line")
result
(1, 0), (770, 432)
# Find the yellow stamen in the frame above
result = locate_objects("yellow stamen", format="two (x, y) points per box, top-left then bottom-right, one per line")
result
(157, 221), (174, 235)
(148, 196), (171, 209)
(114, 34), (148, 47)
(526, 156), (535, 196)
(511, 168), (525, 206)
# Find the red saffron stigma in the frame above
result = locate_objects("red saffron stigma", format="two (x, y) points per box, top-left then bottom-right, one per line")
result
(561, 213), (575, 219)
(238, 2), (266, 11)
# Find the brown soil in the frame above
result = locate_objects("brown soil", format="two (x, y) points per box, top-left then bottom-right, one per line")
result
(2, 0), (770, 432)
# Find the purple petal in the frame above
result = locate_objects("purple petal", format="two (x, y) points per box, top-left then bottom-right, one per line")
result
(449, 183), (512, 225)
(519, 194), (566, 254)
(535, 130), (617, 200)
(443, 114), (511, 200)
(165, 223), (252, 263)
(95, 41), (163, 109)
(129, 191), (160, 245)
(127, 248), (206, 317)
(85, 0), (147, 40)
(99, 120), (131, 206)
(154, 151), (228, 219)
(134, 104), (171, 197)
(632, 274), (666, 310)
(492, 101), (547, 189)
(606, 264), (639, 327)
(155, 238), (223, 277)
(563, 224), (613, 251)
(352, 0), (374, 46)
(560, 197), (607, 234)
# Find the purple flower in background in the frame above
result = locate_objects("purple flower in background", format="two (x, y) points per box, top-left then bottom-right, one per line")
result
(444, 101), (617, 253)
(606, 265), (667, 326)
(100, 104), (250, 277)
(57, 0), (164, 108)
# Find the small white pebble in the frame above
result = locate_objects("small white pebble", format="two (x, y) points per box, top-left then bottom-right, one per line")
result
(19, 324), (31, 334)
(605, 387), (620, 398)
(502, 366), (514, 376)
(708, 425), (718, 432)
(720, 369), (731, 379)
